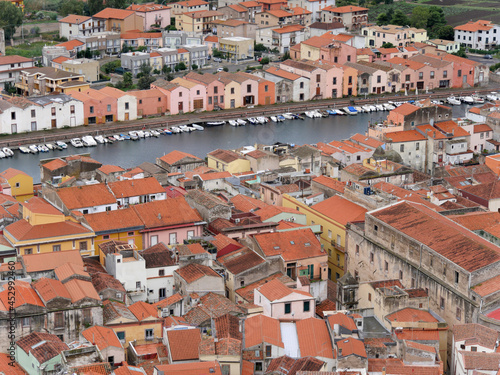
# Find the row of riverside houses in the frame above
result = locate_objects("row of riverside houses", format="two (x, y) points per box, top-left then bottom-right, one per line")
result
(3, 142), (500, 374)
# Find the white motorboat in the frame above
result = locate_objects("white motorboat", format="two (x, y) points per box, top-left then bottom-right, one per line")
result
(486, 93), (499, 101)
(460, 96), (474, 104)
(45, 143), (54, 151)
(305, 111), (315, 118)
(355, 106), (364, 113)
(128, 132), (139, 141)
(137, 130), (146, 138)
(368, 105), (377, 112)
(342, 107), (357, 115)
(38, 144), (49, 152)
(19, 146), (30, 154)
(383, 103), (395, 110)
(28, 145), (39, 153)
(178, 125), (190, 133)
(151, 130), (161, 137)
(2, 147), (13, 157)
(256, 117), (266, 124)
(270, 116), (278, 122)
(472, 95), (485, 104)
(0, 151), (5, 158)
(82, 135), (97, 147)
(170, 127), (181, 134)
(229, 120), (238, 127)
(143, 131), (152, 137)
(55, 141), (67, 149)
(362, 105), (372, 112)
(191, 124), (204, 131)
(332, 109), (343, 115)
(247, 118), (257, 124)
(113, 134), (123, 141)
(281, 113), (292, 120)
(205, 121), (226, 126)
(95, 135), (106, 144)
(71, 138), (84, 148)
(236, 119), (246, 126)
(447, 96), (461, 105)
(375, 104), (385, 111)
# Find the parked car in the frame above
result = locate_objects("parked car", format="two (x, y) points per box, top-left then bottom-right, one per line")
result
(217, 67), (224, 72)
(213, 57), (222, 63)
(485, 54), (493, 59)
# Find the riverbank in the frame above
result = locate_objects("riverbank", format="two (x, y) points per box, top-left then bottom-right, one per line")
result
(0, 87), (492, 149)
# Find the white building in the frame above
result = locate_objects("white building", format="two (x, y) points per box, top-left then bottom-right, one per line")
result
(262, 66), (310, 102)
(271, 25), (306, 54)
(0, 55), (34, 91)
(287, 0), (336, 22)
(59, 15), (104, 39)
(0, 94), (84, 134)
(454, 20), (500, 50)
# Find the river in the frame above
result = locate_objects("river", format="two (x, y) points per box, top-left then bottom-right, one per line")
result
(2, 104), (469, 183)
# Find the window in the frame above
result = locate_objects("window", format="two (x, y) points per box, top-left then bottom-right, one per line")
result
(399, 270), (403, 280)
(24, 248), (32, 255)
(471, 346), (477, 352)
(145, 328), (154, 340)
(455, 271), (459, 284)
(333, 77), (337, 85)
(15, 182), (20, 188)
(384, 261), (388, 272)
(179, 91), (182, 97)
(400, 144), (404, 152)
(231, 87), (235, 94)
(370, 252), (374, 263)
(136, 281), (141, 289)
(214, 86), (218, 94)
(31, 109), (36, 118)
(221, 365), (230, 375)
(328, 230), (332, 238)
(303, 301), (310, 312)
(255, 363), (263, 371)
(187, 230), (194, 239)
(247, 84), (251, 93)
(265, 85), (268, 92)
(377, 75), (381, 83)
(458, 69), (462, 77)
(116, 293), (122, 299)
(79, 241), (87, 251)
(22, 317), (30, 326)
(284, 303), (291, 314)
(430, 71), (435, 79)
(300, 82), (304, 89)
(196, 90), (200, 95)
(53, 245), (61, 252)
(368, 293), (372, 302)
(374, 225), (378, 233)
(440, 297), (445, 309)
(348, 76), (352, 85)
(347, 55), (351, 62)
(456, 307), (461, 321)
(54, 312), (64, 328)
(418, 72), (423, 80)
(11, 112), (15, 120)
(151, 235), (158, 246)
(405, 74), (410, 81)
(159, 269), (165, 276)
(265, 345), (271, 357)
(356, 245), (359, 255)
(90, 106), (94, 114)
(83, 308), (91, 324)
(169, 232), (177, 245)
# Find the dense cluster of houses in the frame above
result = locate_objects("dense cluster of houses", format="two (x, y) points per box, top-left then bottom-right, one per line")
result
(1, 94), (500, 374)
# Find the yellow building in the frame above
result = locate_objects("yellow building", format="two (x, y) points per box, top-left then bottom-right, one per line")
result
(103, 300), (163, 348)
(176, 10), (223, 33)
(16, 67), (89, 96)
(282, 194), (366, 281)
(218, 75), (241, 109)
(0, 168), (33, 202)
(362, 24), (427, 48)
(219, 37), (254, 60)
(83, 208), (144, 263)
(4, 197), (96, 256)
(207, 148), (251, 174)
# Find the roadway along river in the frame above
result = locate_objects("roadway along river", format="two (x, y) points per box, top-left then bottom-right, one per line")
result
(2, 105), (468, 183)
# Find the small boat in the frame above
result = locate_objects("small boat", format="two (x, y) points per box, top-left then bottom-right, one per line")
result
(355, 106), (364, 113)
(447, 96), (461, 105)
(283, 113), (294, 120)
(247, 118), (257, 125)
(170, 126), (181, 134)
(205, 121), (226, 126)
(19, 146), (30, 154)
(136, 130), (145, 138)
(45, 143), (54, 151)
(486, 93), (498, 101)
(55, 141), (67, 149)
(2, 147), (13, 157)
(113, 134), (123, 141)
(461, 96), (474, 104)
(143, 131), (152, 138)
(383, 103), (395, 110)
(38, 144), (49, 152)
(343, 107), (357, 115)
(375, 104), (385, 111)
(82, 136), (97, 147)
(270, 116), (278, 122)
(178, 125), (190, 133)
(186, 126), (197, 132)
(191, 124), (204, 131)
(294, 114), (304, 120)
(277, 115), (286, 121)
(151, 130), (161, 137)
(163, 129), (173, 135)
(0, 151), (5, 158)
(472, 95), (485, 104)
(229, 120), (238, 127)
(305, 111), (315, 118)
(255, 117), (265, 124)
(107, 136), (115, 143)
(95, 135), (106, 144)
(319, 110), (329, 117)
(326, 109), (336, 115)
(120, 133), (131, 140)
(236, 119), (246, 126)
(128, 132), (139, 141)
(362, 105), (372, 112)
(70, 138), (83, 148)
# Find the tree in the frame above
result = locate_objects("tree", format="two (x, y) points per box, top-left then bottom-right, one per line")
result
(452, 48), (467, 58)
(191, 64), (198, 70)
(376, 12), (390, 26)
(426, 6), (445, 30)
(409, 6), (429, 29)
(391, 10), (410, 27)
(175, 62), (187, 71)
(123, 72), (133, 87)
(260, 57), (270, 65)
(167, 25), (177, 31)
(137, 64), (156, 90)
(281, 51), (290, 61)
(107, 0), (126, 8)
(0, 2), (23, 41)
(381, 42), (395, 48)
(435, 25), (454, 40)
(58, 0), (85, 16)
(162, 65), (171, 74)
(254, 43), (267, 52)
(222, 66), (228, 72)
(88, 0), (104, 17)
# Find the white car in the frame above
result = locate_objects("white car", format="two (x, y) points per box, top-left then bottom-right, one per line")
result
(217, 67), (224, 72)
(213, 57), (222, 63)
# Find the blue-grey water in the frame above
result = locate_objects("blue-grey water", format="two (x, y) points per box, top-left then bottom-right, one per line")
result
(2, 105), (468, 183)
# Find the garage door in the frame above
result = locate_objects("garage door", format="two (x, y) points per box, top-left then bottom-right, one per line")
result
(193, 99), (203, 109)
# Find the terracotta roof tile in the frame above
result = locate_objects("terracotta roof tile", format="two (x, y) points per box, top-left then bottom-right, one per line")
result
(158, 150), (202, 165)
(449, 211), (500, 232)
(17, 332), (68, 364)
(455, 20), (494, 32)
(460, 351), (500, 370)
(327, 312), (356, 331)
(257, 278), (311, 301)
(175, 263), (221, 284)
(42, 158), (68, 171)
(312, 175), (346, 194)
(153, 292), (183, 309)
(64, 278), (100, 303)
(322, 5), (367, 12)
(57, 184), (116, 210)
(129, 301), (158, 321)
(267, 356), (325, 375)
(6, 218), (92, 242)
(133, 197), (202, 228)
(404, 340), (436, 353)
(385, 129), (427, 143)
(0, 168), (29, 180)
(82, 326), (123, 350)
(235, 272), (293, 302)
(56, 39), (85, 51)
(183, 292), (243, 327)
(91, 272), (126, 294)
(59, 14), (91, 23)
(297, 317), (334, 358)
(154, 361), (221, 375)
(84, 207), (144, 233)
(395, 329), (439, 341)
(215, 313), (242, 340)
(0, 353), (25, 375)
(98, 165), (124, 175)
(230, 194), (268, 212)
(22, 250), (83, 273)
(368, 358), (441, 374)
(141, 242), (176, 268)
(166, 328), (201, 361)
(22, 197), (62, 216)
(71, 362), (112, 375)
(386, 307), (438, 323)
(93, 7), (135, 19)
(315, 299), (336, 317)
(217, 246), (264, 274)
(0, 280), (44, 311)
(33, 277), (71, 302)
(453, 323), (499, 349)
(210, 233), (242, 253)
(256, 205), (302, 221)
(244, 314), (284, 348)
(208, 149), (246, 164)
(311, 196), (366, 226)
(337, 337), (366, 358)
(103, 300), (138, 324)
(108, 177), (163, 198)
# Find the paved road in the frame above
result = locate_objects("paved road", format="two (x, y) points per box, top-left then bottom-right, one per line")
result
(467, 53), (500, 67)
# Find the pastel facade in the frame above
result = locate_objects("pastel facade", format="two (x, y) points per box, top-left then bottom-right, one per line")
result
(128, 88), (169, 117)
(171, 77), (207, 112)
(99, 86), (138, 122)
(93, 8), (145, 33)
(151, 79), (191, 115)
(0, 55), (34, 90)
(127, 3), (172, 30)
(185, 71), (226, 110)
(70, 88), (117, 125)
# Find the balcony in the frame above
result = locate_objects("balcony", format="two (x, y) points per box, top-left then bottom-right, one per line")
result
(128, 287), (146, 295)
(331, 240), (345, 253)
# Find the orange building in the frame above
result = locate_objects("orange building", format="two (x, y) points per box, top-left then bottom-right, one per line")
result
(238, 72), (275, 106)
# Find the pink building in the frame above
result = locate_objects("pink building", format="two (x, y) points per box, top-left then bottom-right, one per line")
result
(69, 88), (116, 125)
(430, 52), (476, 88)
(171, 77), (206, 112)
(128, 88), (169, 117)
(308, 60), (344, 99)
(410, 54), (453, 90)
(219, 71), (259, 106)
(387, 57), (431, 91)
(133, 197), (204, 248)
(151, 78), (191, 115)
(127, 3), (172, 30)
(185, 71), (225, 110)
(203, 35), (219, 55)
(254, 278), (315, 320)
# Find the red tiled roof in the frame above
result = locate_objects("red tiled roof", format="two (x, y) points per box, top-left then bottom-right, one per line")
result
(312, 175), (345, 194)
(322, 5), (367, 12)
(98, 164), (124, 175)
(93, 7), (135, 19)
(244, 314), (283, 348)
(132, 197), (202, 228)
(166, 328), (201, 361)
(453, 323), (499, 349)
(273, 25), (305, 34)
(312, 195), (366, 226)
(56, 39), (85, 51)
(474, 124), (492, 133)
(82, 326), (122, 350)
(108, 177), (164, 198)
(33, 277), (71, 302)
(327, 312), (356, 331)
(395, 329), (439, 341)
(385, 129), (427, 143)
(59, 14), (91, 23)
(217, 246), (265, 275)
(84, 207), (144, 233)
(390, 102), (419, 116)
(22, 250), (83, 273)
(154, 361), (221, 375)
(368, 358), (441, 375)
(159, 150), (202, 165)
(23, 197), (62, 216)
(337, 337), (367, 358)
(129, 301), (158, 321)
(0, 353), (25, 375)
(455, 20), (494, 32)
(6, 219), (92, 242)
(57, 184), (116, 209)
(0, 280), (44, 311)
(386, 307), (438, 323)
(231, 194), (268, 212)
(296, 317), (334, 359)
(16, 332), (68, 364)
(257, 278), (311, 302)
(404, 340), (436, 353)
(175, 263), (221, 283)
(0, 168), (29, 180)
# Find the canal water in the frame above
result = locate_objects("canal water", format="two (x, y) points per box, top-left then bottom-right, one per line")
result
(2, 104), (469, 183)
